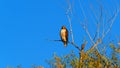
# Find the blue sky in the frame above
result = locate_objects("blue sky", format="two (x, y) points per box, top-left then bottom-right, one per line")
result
(0, 0), (120, 68)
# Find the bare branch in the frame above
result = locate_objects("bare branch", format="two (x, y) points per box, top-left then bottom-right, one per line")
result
(89, 2), (104, 42)
(79, 0), (96, 45)
(86, 28), (95, 44)
(47, 39), (62, 42)
(89, 3), (99, 26)
(90, 40), (99, 51)
(80, 23), (95, 45)
(78, 0), (87, 19)
(69, 42), (81, 51)
(102, 9), (120, 39)
(67, 15), (74, 43)
(90, 4), (100, 41)
(48, 39), (81, 51)
(99, 6), (103, 38)
(66, 0), (74, 43)
(86, 39), (100, 54)
(66, 0), (72, 14)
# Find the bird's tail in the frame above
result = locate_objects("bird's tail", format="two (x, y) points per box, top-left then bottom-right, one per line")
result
(64, 42), (67, 47)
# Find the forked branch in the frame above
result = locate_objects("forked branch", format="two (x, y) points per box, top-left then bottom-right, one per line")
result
(102, 9), (120, 39)
(66, 0), (81, 51)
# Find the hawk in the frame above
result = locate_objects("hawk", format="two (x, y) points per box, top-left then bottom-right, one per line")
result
(60, 26), (68, 46)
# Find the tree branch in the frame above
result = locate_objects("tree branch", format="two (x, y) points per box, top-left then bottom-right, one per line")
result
(80, 23), (95, 45)
(102, 9), (120, 39)
(69, 42), (81, 51)
(79, 0), (95, 45)
(86, 39), (100, 54)
(66, 0), (74, 43)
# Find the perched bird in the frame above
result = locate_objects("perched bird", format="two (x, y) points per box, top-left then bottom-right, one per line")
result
(60, 26), (68, 46)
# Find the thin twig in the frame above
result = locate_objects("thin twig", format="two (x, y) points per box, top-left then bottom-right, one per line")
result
(65, 0), (81, 52)
(66, 1), (82, 67)
(67, 15), (74, 43)
(86, 28), (95, 44)
(47, 39), (62, 42)
(66, 0), (72, 14)
(66, 0), (74, 43)
(86, 39), (99, 54)
(48, 39), (81, 51)
(79, 0), (95, 45)
(89, 4), (99, 41)
(89, 4), (98, 26)
(98, 6), (103, 38)
(69, 42), (81, 51)
(102, 9), (119, 39)
(78, 0), (87, 19)
(80, 23), (95, 45)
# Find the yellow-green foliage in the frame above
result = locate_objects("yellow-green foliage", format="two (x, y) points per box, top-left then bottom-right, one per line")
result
(47, 43), (120, 68)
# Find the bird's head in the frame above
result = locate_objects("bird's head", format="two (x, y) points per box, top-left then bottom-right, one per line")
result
(61, 26), (66, 29)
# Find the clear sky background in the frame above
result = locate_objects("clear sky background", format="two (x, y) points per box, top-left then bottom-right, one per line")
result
(0, 0), (120, 68)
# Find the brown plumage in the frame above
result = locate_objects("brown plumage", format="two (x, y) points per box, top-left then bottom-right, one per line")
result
(60, 26), (68, 46)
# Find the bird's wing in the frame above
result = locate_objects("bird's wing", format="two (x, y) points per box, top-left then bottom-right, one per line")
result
(65, 28), (68, 41)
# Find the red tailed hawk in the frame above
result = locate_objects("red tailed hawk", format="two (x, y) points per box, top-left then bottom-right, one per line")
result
(60, 26), (68, 46)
